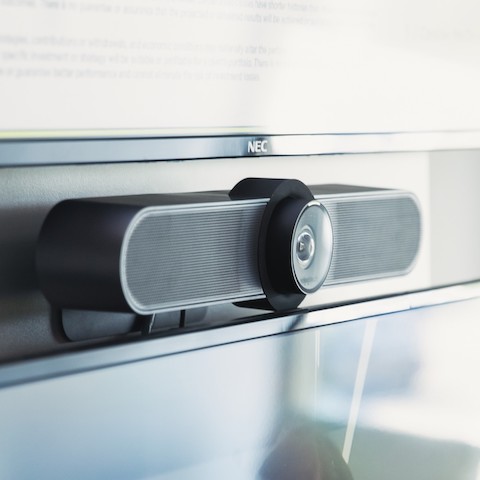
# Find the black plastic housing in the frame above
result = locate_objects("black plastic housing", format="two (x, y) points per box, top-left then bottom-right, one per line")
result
(36, 191), (234, 313)
(231, 178), (314, 311)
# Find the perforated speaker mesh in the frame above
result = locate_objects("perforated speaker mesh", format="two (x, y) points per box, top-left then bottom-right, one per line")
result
(321, 195), (421, 285)
(122, 204), (264, 313)
(120, 191), (421, 313)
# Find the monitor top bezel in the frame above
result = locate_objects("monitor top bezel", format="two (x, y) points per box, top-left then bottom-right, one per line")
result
(1, 129), (480, 167)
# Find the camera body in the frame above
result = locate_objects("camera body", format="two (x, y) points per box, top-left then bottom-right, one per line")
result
(36, 178), (421, 314)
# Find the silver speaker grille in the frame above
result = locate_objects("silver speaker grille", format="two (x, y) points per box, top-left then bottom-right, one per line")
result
(321, 194), (421, 285)
(121, 203), (264, 313)
(120, 190), (421, 314)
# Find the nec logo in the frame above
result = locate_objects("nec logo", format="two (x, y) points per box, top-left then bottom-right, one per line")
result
(247, 139), (268, 154)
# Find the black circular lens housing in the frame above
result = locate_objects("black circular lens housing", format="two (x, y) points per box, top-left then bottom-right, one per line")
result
(230, 178), (333, 311)
(267, 199), (333, 295)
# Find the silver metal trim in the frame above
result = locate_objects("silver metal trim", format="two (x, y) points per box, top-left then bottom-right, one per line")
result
(1, 130), (480, 166)
(1, 281), (480, 389)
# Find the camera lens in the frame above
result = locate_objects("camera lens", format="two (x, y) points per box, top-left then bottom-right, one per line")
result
(296, 226), (315, 268)
(291, 201), (333, 294)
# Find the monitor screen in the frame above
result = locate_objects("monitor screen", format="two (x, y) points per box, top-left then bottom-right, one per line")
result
(1, 0), (480, 140)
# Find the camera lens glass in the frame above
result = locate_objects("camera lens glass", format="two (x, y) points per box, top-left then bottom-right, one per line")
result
(296, 226), (315, 268)
(291, 201), (333, 294)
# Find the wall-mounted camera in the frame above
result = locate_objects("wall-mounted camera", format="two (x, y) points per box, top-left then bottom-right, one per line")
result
(36, 178), (421, 315)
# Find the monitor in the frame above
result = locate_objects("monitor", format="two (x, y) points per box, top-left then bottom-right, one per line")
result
(1, 0), (480, 165)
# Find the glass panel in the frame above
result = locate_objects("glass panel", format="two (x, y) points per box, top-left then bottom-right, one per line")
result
(0, 297), (479, 479)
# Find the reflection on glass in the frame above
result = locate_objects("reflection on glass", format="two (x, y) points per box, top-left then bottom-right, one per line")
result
(1, 296), (480, 479)
(259, 423), (353, 480)
(285, 299), (480, 480)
